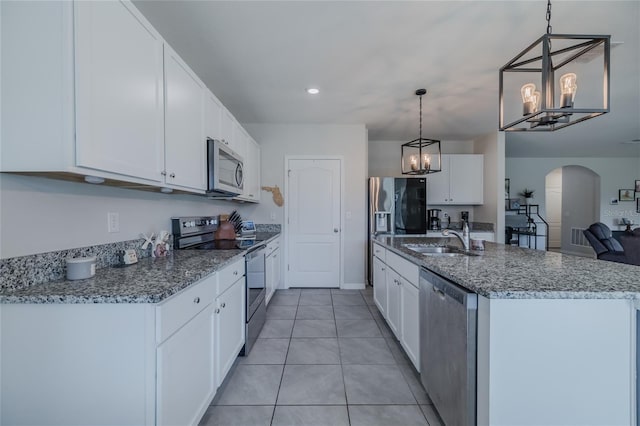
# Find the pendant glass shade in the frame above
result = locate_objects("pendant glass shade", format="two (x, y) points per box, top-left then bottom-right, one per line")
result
(499, 33), (610, 131)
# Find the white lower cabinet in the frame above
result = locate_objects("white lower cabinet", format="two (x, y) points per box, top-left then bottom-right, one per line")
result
(373, 248), (420, 371)
(157, 304), (215, 426)
(386, 268), (402, 336)
(400, 278), (420, 368)
(373, 256), (387, 317)
(215, 275), (246, 387)
(0, 259), (247, 426)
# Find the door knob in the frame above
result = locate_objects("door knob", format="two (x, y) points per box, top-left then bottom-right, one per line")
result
(334, 228), (339, 233)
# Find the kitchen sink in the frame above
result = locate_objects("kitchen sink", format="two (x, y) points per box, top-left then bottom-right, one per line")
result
(402, 244), (478, 257)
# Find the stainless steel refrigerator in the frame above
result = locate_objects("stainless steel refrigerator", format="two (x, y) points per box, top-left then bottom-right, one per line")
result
(368, 177), (427, 284)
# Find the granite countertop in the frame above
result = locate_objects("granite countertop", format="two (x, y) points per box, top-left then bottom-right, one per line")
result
(374, 235), (640, 299)
(0, 233), (280, 304)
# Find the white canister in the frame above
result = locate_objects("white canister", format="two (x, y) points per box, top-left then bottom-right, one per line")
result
(66, 256), (97, 280)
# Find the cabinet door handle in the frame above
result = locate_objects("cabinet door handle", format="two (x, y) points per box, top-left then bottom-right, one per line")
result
(273, 255), (277, 259)
(215, 308), (220, 314)
(233, 270), (238, 275)
(161, 171), (167, 176)
(193, 297), (200, 304)
(221, 302), (226, 308)
(170, 173), (176, 178)
(381, 267), (385, 271)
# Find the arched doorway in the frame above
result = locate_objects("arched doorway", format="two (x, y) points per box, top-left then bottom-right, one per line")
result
(544, 165), (600, 256)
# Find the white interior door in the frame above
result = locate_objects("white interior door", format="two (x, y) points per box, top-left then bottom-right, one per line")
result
(286, 159), (341, 288)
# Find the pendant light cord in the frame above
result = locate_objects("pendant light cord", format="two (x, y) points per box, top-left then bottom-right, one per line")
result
(546, 0), (552, 34)
(419, 95), (423, 140)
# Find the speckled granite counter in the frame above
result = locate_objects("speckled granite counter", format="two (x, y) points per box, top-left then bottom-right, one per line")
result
(0, 233), (280, 304)
(374, 235), (640, 299)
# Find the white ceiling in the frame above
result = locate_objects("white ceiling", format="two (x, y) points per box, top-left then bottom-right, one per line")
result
(133, 0), (640, 158)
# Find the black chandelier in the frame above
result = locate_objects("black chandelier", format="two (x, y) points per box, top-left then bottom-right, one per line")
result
(499, 0), (610, 131)
(401, 89), (441, 175)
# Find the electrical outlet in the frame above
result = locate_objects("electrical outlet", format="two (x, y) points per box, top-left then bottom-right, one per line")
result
(443, 212), (449, 218)
(107, 212), (120, 233)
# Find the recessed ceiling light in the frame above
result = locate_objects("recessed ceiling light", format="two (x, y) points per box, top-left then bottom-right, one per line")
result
(306, 88), (320, 95)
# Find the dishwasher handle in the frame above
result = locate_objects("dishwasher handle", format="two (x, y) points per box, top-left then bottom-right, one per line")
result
(421, 268), (476, 308)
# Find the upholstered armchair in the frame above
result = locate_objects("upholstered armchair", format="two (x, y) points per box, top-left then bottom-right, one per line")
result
(583, 222), (628, 264)
(619, 228), (640, 266)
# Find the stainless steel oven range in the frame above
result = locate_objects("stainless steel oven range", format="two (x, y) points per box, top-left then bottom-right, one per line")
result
(171, 216), (266, 356)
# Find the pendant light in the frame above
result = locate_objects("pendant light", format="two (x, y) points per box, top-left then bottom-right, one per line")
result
(499, 0), (610, 131)
(401, 89), (441, 175)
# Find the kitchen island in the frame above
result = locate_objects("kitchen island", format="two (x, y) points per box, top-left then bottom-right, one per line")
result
(0, 233), (279, 426)
(374, 235), (638, 426)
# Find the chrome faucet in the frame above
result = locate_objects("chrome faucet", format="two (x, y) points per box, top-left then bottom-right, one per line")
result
(442, 220), (470, 251)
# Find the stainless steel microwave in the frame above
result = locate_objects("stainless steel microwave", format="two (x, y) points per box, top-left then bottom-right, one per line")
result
(206, 138), (244, 197)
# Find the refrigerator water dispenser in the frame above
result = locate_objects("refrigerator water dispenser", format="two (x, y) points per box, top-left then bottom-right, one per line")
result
(374, 211), (391, 233)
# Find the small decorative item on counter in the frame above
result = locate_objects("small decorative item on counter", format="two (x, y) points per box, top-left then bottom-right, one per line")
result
(66, 256), (96, 280)
(153, 230), (171, 257)
(470, 239), (485, 251)
(154, 243), (167, 257)
(118, 249), (138, 265)
(141, 233), (155, 250)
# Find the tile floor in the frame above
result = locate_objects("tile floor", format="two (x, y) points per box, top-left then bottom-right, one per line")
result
(199, 287), (444, 426)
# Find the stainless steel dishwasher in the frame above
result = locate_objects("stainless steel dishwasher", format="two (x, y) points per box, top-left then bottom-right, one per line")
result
(419, 267), (477, 426)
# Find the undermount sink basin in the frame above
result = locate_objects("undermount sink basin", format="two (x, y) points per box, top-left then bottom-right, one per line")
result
(402, 244), (477, 257)
(406, 246), (454, 254)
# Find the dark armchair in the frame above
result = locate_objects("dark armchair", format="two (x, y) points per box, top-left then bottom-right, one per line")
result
(619, 228), (640, 266)
(583, 222), (628, 264)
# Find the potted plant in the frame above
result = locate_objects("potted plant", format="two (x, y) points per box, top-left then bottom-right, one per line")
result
(519, 188), (535, 205)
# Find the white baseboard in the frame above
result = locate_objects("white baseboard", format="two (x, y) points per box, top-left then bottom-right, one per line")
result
(341, 282), (365, 290)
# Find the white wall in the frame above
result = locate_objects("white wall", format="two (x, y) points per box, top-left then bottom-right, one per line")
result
(241, 124), (368, 288)
(474, 132), (506, 243)
(506, 157), (639, 231)
(0, 174), (231, 258)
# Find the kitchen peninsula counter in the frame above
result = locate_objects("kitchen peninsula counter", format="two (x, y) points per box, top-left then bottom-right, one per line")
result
(375, 235), (640, 299)
(0, 232), (280, 304)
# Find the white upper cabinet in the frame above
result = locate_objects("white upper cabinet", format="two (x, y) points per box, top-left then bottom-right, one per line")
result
(1, 0), (260, 201)
(74, 0), (165, 182)
(204, 90), (223, 141)
(220, 108), (235, 150)
(234, 123), (248, 162)
(427, 154), (484, 205)
(235, 135), (261, 203)
(164, 45), (206, 191)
